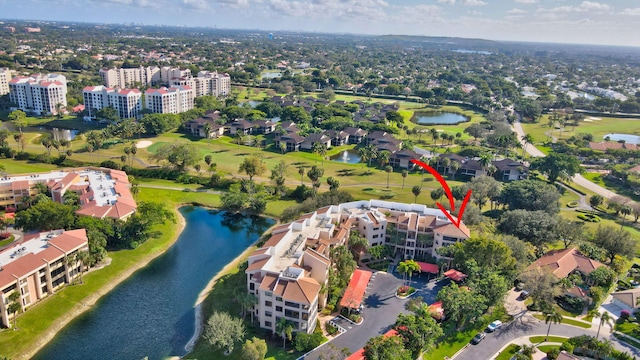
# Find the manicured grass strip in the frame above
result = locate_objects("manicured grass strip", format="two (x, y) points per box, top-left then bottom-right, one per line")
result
(537, 345), (560, 353)
(423, 328), (478, 360)
(0, 236), (15, 247)
(495, 344), (521, 360)
(529, 336), (568, 343)
(533, 314), (591, 329)
(615, 333), (640, 349)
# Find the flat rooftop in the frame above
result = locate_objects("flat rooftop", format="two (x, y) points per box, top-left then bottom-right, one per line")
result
(0, 229), (64, 268)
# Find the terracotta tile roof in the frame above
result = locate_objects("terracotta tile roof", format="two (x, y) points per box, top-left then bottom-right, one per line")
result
(11, 180), (30, 190)
(612, 288), (640, 309)
(525, 248), (605, 279)
(434, 222), (470, 238)
(246, 257), (271, 272)
(259, 273), (279, 291)
(48, 229), (88, 253)
(263, 232), (287, 248)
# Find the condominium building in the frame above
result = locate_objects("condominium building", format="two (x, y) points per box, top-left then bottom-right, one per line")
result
(160, 66), (190, 84)
(82, 85), (115, 120)
(9, 73), (67, 115)
(145, 86), (194, 114)
(246, 200), (470, 335)
(0, 229), (88, 328)
(99, 66), (161, 89)
(0, 167), (137, 220)
(0, 68), (12, 96)
(107, 89), (142, 120)
(169, 71), (230, 98)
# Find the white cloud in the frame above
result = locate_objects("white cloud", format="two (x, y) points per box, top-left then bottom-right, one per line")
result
(514, 0), (537, 3)
(463, 0), (486, 5)
(267, 0), (388, 20)
(542, 1), (610, 14)
(621, 8), (640, 16)
(437, 0), (455, 4)
(507, 8), (526, 14)
(579, 1), (610, 11)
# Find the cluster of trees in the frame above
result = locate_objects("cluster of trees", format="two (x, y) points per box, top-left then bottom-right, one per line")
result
(14, 197), (174, 265)
(363, 297), (444, 360)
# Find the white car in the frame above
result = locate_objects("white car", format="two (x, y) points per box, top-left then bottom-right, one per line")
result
(487, 320), (502, 332)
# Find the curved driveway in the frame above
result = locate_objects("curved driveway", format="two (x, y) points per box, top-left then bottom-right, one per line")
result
(454, 311), (639, 360)
(512, 119), (616, 199)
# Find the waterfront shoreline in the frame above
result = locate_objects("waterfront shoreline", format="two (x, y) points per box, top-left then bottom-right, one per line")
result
(185, 220), (280, 354)
(18, 206), (187, 360)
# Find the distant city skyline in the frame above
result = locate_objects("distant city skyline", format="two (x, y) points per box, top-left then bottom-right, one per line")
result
(1, 0), (639, 47)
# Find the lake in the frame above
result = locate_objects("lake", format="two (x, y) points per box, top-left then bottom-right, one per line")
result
(604, 133), (640, 144)
(413, 112), (469, 125)
(330, 149), (361, 164)
(33, 207), (274, 360)
(51, 128), (79, 141)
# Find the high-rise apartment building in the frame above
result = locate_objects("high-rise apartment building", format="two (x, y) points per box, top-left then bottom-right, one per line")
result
(145, 86), (194, 114)
(169, 71), (230, 98)
(9, 73), (67, 115)
(99, 66), (161, 89)
(0, 68), (12, 96)
(82, 85), (115, 120)
(107, 89), (143, 120)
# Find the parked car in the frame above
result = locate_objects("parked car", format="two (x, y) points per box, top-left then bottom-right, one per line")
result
(471, 332), (486, 345)
(487, 320), (502, 332)
(518, 290), (530, 300)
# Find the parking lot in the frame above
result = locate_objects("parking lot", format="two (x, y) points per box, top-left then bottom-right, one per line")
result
(302, 269), (446, 359)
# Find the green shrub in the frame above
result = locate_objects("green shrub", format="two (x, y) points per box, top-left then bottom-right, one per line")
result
(578, 213), (601, 222)
(567, 201), (579, 208)
(325, 321), (338, 335)
(560, 342), (574, 353)
(546, 348), (560, 360)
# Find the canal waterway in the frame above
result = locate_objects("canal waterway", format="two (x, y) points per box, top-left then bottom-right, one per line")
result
(33, 206), (274, 360)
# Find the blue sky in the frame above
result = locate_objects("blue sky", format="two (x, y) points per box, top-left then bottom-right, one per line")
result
(2, 0), (639, 47)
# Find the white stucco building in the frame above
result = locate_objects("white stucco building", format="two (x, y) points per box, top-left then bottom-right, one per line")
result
(9, 73), (67, 115)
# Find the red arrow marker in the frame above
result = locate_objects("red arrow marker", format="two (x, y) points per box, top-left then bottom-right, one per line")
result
(411, 159), (472, 229)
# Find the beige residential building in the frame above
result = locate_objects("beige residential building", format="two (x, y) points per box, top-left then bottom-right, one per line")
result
(99, 66), (161, 88)
(246, 200), (470, 335)
(9, 73), (67, 115)
(160, 66), (190, 84)
(169, 71), (231, 98)
(82, 85), (115, 120)
(0, 167), (137, 220)
(0, 229), (88, 328)
(0, 68), (12, 96)
(145, 86), (194, 114)
(107, 89), (142, 120)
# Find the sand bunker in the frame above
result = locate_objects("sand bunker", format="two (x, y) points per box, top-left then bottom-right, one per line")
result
(588, 117), (602, 120)
(136, 140), (153, 149)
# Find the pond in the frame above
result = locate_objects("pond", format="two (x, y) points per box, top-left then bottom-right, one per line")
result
(33, 207), (274, 360)
(51, 128), (79, 141)
(412, 112), (469, 125)
(604, 133), (640, 144)
(330, 149), (361, 164)
(261, 72), (283, 79)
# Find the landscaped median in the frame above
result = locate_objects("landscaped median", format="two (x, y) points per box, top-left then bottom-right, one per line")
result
(532, 314), (592, 329)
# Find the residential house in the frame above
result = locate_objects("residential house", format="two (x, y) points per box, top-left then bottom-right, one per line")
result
(228, 119), (254, 135)
(344, 127), (367, 144)
(611, 288), (640, 311)
(275, 133), (305, 152)
(301, 133), (332, 151)
(492, 159), (529, 181)
(389, 149), (420, 169)
(183, 117), (225, 138)
(254, 120), (277, 134)
(324, 130), (350, 146)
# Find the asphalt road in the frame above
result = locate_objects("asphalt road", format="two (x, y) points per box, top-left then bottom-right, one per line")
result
(302, 271), (409, 360)
(454, 311), (640, 360)
(512, 119), (616, 199)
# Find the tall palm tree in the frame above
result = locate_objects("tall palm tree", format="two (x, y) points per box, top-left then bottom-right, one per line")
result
(312, 142), (327, 165)
(7, 292), (21, 330)
(75, 250), (90, 284)
(521, 134), (534, 159)
(401, 169), (408, 189)
(203, 122), (212, 145)
(384, 165), (393, 188)
(397, 261), (409, 287)
(594, 311), (614, 340)
(358, 147), (369, 170)
(400, 259), (420, 288)
(479, 153), (493, 174)
(276, 317), (294, 349)
(298, 166), (305, 185)
(377, 150), (391, 168)
(544, 309), (563, 341)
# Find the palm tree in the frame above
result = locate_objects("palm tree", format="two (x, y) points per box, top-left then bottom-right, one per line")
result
(365, 145), (378, 169)
(358, 147), (369, 170)
(397, 261), (409, 287)
(521, 134), (534, 159)
(276, 317), (294, 349)
(203, 122), (212, 145)
(312, 142), (327, 164)
(412, 185), (422, 203)
(401, 169), (408, 189)
(377, 150), (390, 168)
(593, 311), (614, 340)
(385, 165), (393, 188)
(7, 292), (21, 330)
(298, 166), (305, 185)
(400, 259), (420, 288)
(75, 250), (90, 284)
(544, 309), (563, 341)
(449, 161), (460, 180)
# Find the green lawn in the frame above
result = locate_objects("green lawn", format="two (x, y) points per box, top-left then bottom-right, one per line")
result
(495, 344), (521, 360)
(521, 114), (640, 146)
(529, 336), (568, 343)
(537, 345), (560, 353)
(0, 235), (15, 247)
(423, 327), (479, 360)
(532, 314), (591, 329)
(583, 172), (640, 201)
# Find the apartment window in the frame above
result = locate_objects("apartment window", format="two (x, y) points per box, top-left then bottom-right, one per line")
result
(276, 296), (283, 302)
(265, 321), (272, 327)
(285, 301), (300, 308)
(276, 306), (283, 312)
(301, 313), (309, 320)
(372, 235), (379, 239)
(265, 291), (272, 297)
(265, 311), (272, 317)
(285, 310), (300, 319)
(249, 283), (255, 291)
(265, 301), (272, 307)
